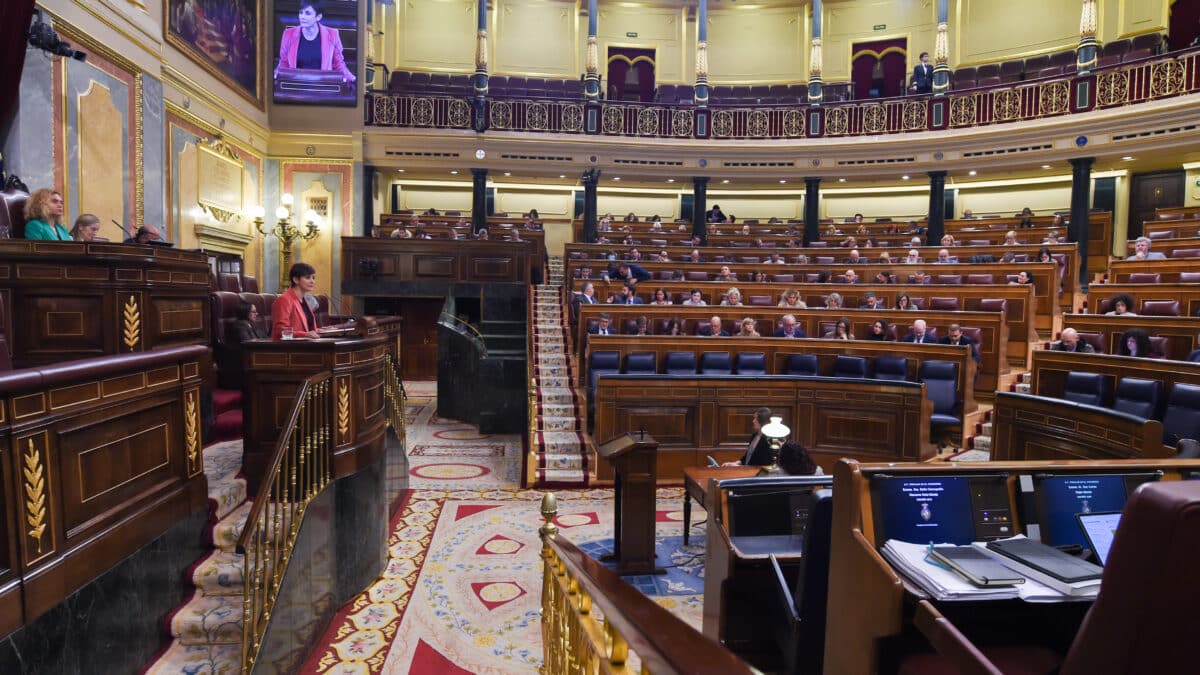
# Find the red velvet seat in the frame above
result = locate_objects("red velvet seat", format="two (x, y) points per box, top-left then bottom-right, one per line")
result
(1076, 331), (1107, 354)
(1127, 273), (1161, 283)
(929, 297), (960, 311)
(218, 273), (242, 293)
(1141, 300), (1181, 317)
(1169, 248), (1200, 258)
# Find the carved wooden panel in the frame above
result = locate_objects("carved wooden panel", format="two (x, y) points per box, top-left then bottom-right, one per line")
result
(413, 255), (456, 278)
(148, 297), (206, 346)
(469, 256), (516, 280)
(15, 294), (107, 359)
(15, 431), (56, 567)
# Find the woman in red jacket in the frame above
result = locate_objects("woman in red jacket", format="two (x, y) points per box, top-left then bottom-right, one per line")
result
(272, 262), (321, 339)
(274, 1), (356, 83)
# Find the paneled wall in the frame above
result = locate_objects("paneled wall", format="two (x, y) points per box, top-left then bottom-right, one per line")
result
(707, 6), (809, 84)
(282, 162), (355, 311)
(820, 1), (935, 81)
(955, 0), (1078, 66)
(587, 4), (688, 84)
(495, 0), (578, 77)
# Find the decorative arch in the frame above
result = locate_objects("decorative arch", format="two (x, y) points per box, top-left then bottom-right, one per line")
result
(606, 47), (656, 102)
(851, 38), (908, 99)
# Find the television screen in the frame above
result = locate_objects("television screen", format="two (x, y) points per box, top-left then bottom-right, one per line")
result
(272, 0), (359, 106)
(873, 476), (976, 545)
(1034, 474), (1138, 548)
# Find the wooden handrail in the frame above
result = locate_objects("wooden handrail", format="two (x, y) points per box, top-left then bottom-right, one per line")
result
(539, 494), (755, 675)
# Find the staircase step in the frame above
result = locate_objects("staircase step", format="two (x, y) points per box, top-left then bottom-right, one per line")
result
(210, 502), (252, 552)
(191, 550), (246, 597)
(536, 468), (588, 484)
(144, 643), (242, 675)
(170, 594), (244, 645)
(206, 478), (247, 522)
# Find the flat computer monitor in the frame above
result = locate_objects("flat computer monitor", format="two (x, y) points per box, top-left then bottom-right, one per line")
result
(1032, 473), (1158, 548)
(723, 475), (833, 538)
(870, 474), (1012, 545)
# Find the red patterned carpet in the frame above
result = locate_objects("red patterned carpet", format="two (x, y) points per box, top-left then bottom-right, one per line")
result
(300, 388), (703, 674)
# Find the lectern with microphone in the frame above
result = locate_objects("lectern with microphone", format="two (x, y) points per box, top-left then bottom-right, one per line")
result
(598, 431), (664, 575)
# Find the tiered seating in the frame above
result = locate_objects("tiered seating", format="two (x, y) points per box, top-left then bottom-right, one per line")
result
(951, 34), (1162, 90)
(388, 70), (585, 99)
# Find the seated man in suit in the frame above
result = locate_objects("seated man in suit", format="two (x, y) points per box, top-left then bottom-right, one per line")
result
(609, 283), (644, 305)
(702, 315), (730, 337)
(843, 269), (860, 284)
(911, 269), (931, 284)
(1127, 236), (1167, 260)
(706, 204), (728, 223)
(588, 312), (615, 336)
(902, 319), (938, 343)
(687, 248), (705, 264)
(1051, 327), (1096, 353)
(682, 288), (707, 306)
(935, 248), (955, 264)
(860, 291), (886, 310)
(574, 281), (599, 307)
(772, 314), (807, 338)
(844, 249), (864, 264)
(939, 323), (979, 362)
(722, 407), (775, 466)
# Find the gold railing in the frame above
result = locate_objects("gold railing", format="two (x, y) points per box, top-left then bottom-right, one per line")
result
(526, 274), (539, 487)
(538, 494), (756, 675)
(239, 374), (333, 673)
(383, 352), (406, 442)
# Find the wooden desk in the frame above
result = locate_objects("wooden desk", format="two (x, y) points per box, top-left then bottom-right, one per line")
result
(0, 240), (210, 368)
(1062, 314), (1200, 361)
(1109, 258), (1200, 285)
(241, 335), (388, 493)
(1143, 219), (1200, 240)
(1029, 350), (1200, 402)
(1124, 234), (1200, 257)
(682, 466), (759, 545)
(341, 236), (537, 284)
(991, 391), (1169, 461)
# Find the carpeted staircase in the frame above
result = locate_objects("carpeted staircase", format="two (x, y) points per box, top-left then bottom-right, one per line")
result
(143, 439), (249, 673)
(529, 256), (592, 487)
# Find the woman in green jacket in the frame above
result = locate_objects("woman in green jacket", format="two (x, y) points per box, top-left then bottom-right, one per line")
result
(24, 188), (70, 240)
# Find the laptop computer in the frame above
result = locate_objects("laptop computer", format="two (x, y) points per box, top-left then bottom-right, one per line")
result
(1075, 511), (1122, 566)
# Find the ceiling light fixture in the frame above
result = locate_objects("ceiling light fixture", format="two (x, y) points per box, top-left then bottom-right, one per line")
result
(1121, 156), (1134, 161)
(722, 179), (730, 184)
(1041, 164), (1051, 169)
(901, 175), (910, 180)
(503, 172), (511, 176)
(666, 178), (675, 183)
(838, 178), (846, 183)
(613, 176), (621, 181)
(779, 179), (787, 184)
(450, 170), (459, 175)
(968, 170), (977, 176)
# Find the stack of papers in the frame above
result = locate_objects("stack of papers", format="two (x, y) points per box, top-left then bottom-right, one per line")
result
(880, 540), (1021, 601)
(881, 539), (1097, 603)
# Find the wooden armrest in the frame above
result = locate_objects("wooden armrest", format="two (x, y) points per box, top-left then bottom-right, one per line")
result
(913, 600), (1005, 675)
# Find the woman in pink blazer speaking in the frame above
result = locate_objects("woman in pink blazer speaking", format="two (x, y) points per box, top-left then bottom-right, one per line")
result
(274, 1), (356, 83)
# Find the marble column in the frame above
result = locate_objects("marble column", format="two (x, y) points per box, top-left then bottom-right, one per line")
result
(808, 0), (824, 104)
(584, 0), (600, 101)
(1070, 157), (1094, 292)
(694, 0), (709, 107)
(927, 171), (947, 246)
(471, 168), (487, 234)
(1076, 0), (1099, 74)
(472, 0), (489, 131)
(933, 0), (951, 95)
(582, 168), (600, 242)
(692, 176), (709, 244)
(804, 177), (821, 245)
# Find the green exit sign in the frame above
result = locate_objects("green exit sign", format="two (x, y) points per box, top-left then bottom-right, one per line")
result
(626, 32), (638, 38)
(873, 24), (887, 30)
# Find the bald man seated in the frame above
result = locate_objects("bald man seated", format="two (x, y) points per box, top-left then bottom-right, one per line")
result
(1051, 328), (1096, 353)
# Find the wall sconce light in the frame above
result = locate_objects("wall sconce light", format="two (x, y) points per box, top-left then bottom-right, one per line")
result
(247, 193), (322, 289)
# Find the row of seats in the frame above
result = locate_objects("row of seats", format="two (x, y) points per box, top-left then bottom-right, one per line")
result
(585, 317), (972, 343)
(1122, 272), (1200, 284)
(1095, 298), (1184, 317)
(579, 292), (1007, 314)
(951, 36), (1161, 89)
(388, 71), (585, 99)
(583, 270), (1029, 287)
(1061, 374), (1200, 444)
(589, 351), (961, 432)
(1146, 228), (1200, 240)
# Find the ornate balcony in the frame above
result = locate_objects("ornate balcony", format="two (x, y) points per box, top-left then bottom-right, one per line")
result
(365, 49), (1200, 141)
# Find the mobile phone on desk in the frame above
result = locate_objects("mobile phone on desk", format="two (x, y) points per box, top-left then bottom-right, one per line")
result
(706, 455), (720, 467)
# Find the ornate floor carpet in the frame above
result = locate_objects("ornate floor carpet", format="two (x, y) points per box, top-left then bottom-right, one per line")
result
(301, 390), (706, 675)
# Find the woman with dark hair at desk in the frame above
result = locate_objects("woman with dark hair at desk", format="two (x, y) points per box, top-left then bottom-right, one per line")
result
(271, 262), (320, 339)
(274, 0), (356, 83)
(722, 407), (774, 467)
(779, 440), (823, 476)
(1118, 328), (1153, 358)
(23, 188), (69, 240)
(234, 302), (267, 342)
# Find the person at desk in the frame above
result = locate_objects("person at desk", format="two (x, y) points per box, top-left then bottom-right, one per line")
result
(23, 188), (70, 240)
(940, 323), (980, 363)
(70, 214), (102, 242)
(779, 439), (822, 475)
(272, 262), (320, 339)
(274, 0), (356, 84)
(124, 225), (163, 244)
(902, 319), (938, 343)
(722, 407), (774, 466)
(234, 301), (267, 342)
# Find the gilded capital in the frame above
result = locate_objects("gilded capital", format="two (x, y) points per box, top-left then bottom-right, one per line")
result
(476, 29), (488, 68)
(696, 42), (709, 79)
(586, 36), (598, 74)
(934, 22), (949, 64)
(1079, 0), (1098, 38)
(809, 37), (823, 77)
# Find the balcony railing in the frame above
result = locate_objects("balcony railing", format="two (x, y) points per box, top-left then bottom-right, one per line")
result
(366, 48), (1200, 140)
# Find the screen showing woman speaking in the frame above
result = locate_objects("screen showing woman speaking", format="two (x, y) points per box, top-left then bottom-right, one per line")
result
(272, 0), (359, 106)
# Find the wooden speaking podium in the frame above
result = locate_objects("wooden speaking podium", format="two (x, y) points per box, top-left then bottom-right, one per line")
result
(598, 431), (664, 575)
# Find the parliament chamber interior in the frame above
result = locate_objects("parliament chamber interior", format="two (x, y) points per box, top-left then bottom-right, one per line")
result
(3, 0), (1200, 673)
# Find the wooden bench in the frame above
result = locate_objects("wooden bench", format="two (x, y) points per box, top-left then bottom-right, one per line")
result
(1029, 350), (1200, 402)
(577, 305), (1008, 397)
(579, 279), (1042, 365)
(1109, 258), (1200, 285)
(991, 391), (1169, 461)
(1082, 283), (1200, 317)
(1061, 314), (1200, 361)
(341, 236), (537, 284)
(567, 257), (1068, 314)
(592, 375), (935, 482)
(1143, 219), (1200, 241)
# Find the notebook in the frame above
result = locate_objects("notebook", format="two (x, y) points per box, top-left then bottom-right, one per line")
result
(1075, 511), (1122, 566)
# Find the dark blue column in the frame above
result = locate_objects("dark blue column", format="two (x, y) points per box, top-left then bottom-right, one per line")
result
(582, 168), (600, 242)
(1070, 157), (1094, 292)
(471, 169), (488, 234)
(692, 176), (709, 244)
(804, 177), (821, 245)
(926, 171), (947, 246)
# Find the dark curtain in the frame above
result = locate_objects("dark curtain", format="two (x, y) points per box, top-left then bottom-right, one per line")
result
(0, 1), (37, 154)
(1170, 0), (1200, 50)
(851, 38), (907, 99)
(607, 47), (656, 102)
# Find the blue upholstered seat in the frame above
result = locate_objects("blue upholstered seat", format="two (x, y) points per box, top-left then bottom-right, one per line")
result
(872, 356), (909, 381)
(735, 352), (767, 375)
(1112, 378), (1161, 421)
(665, 351), (697, 376)
(624, 352), (656, 375)
(699, 351), (733, 375)
(1062, 372), (1111, 407)
(783, 354), (818, 376)
(589, 351), (620, 391)
(831, 355), (868, 379)
(919, 361), (961, 431)
(1163, 383), (1200, 445)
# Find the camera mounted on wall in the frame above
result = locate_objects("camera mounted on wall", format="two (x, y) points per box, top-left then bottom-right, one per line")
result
(28, 10), (86, 62)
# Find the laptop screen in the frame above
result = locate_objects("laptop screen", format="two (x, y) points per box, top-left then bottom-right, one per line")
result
(1075, 511), (1122, 565)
